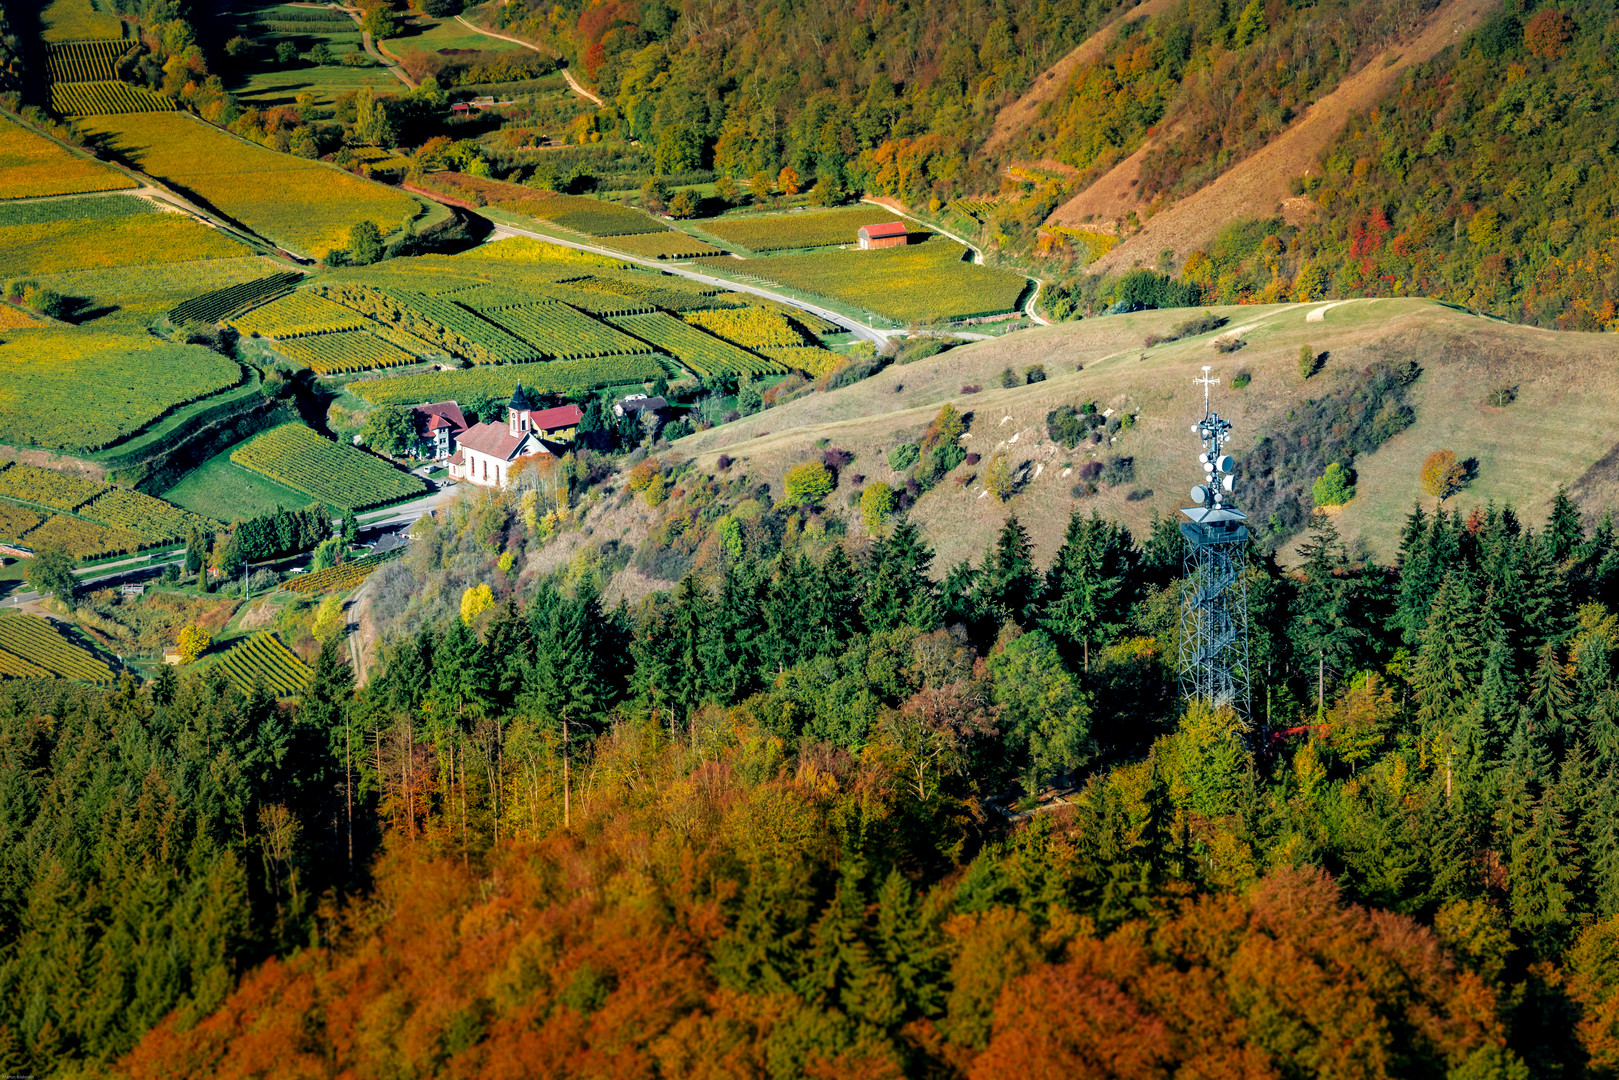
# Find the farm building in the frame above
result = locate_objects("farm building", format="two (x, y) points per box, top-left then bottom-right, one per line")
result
(858, 222), (909, 249)
(446, 386), (577, 490)
(410, 401), (467, 461)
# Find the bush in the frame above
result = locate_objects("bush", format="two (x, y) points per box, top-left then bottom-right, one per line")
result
(784, 461), (834, 504)
(716, 454), (732, 471)
(1101, 455), (1135, 486)
(1125, 488), (1152, 501)
(1113, 269), (1203, 311)
(1213, 334), (1245, 353)
(1024, 364), (1047, 384)
(1232, 371), (1252, 389)
(894, 335), (955, 365)
(1486, 386), (1516, 407)
(1299, 344), (1322, 378)
(1046, 405), (1104, 449)
(1311, 462), (1355, 507)
(888, 442), (920, 471)
(1174, 311), (1226, 337)
(961, 384), (981, 394)
(860, 481), (894, 529)
(984, 454), (1016, 502)
(965, 452), (980, 466)
(999, 367), (1019, 389)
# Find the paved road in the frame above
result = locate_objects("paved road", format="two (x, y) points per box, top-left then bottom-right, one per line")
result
(485, 221), (893, 346)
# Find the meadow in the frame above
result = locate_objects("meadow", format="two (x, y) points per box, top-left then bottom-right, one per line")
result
(738, 236), (1029, 323)
(698, 205), (899, 251)
(498, 193), (667, 237)
(39, 0), (124, 41)
(0, 206), (248, 278)
(228, 2), (398, 107)
(0, 116), (135, 200)
(0, 329), (242, 452)
(609, 313), (783, 378)
(231, 423), (428, 510)
(350, 356), (667, 404)
(81, 113), (425, 258)
(36, 256), (284, 333)
(160, 445), (314, 521)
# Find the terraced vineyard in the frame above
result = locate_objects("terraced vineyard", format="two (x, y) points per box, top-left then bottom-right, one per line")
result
(399, 291), (538, 362)
(699, 205), (899, 252)
(20, 515), (144, 558)
(0, 503), (45, 541)
(609, 313), (784, 378)
(351, 356), (667, 405)
(231, 424), (428, 511)
(232, 291), (370, 337)
(483, 303), (649, 359)
(0, 613), (113, 682)
(599, 233), (728, 260)
(273, 330), (419, 375)
(167, 272), (303, 324)
(45, 39), (123, 82)
(0, 463), (106, 511)
(762, 345), (846, 378)
(0, 650), (51, 679)
(214, 632), (311, 696)
(50, 80), (174, 116)
(282, 548), (403, 594)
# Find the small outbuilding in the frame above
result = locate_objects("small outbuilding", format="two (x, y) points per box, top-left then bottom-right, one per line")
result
(858, 222), (909, 249)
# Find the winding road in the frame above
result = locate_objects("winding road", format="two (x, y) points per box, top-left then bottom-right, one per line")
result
(452, 15), (604, 106)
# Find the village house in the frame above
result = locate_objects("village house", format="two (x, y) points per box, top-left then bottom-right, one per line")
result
(857, 222), (909, 249)
(446, 386), (582, 489)
(410, 401), (467, 461)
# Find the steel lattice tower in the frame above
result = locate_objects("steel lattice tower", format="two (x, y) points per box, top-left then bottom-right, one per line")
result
(1178, 367), (1252, 723)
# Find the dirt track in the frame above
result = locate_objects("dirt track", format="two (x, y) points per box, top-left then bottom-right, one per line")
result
(1082, 0), (1494, 272)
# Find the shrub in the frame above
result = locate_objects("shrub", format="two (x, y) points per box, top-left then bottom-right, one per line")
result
(965, 452), (981, 466)
(921, 403), (966, 451)
(1024, 364), (1047, 384)
(784, 461), (834, 504)
(1125, 488), (1152, 501)
(1113, 269), (1202, 311)
(1213, 334), (1245, 353)
(1486, 386), (1516, 407)
(1299, 344), (1322, 379)
(1101, 455), (1135, 486)
(888, 442), (920, 471)
(1174, 311), (1226, 337)
(1232, 371), (1252, 389)
(716, 454), (732, 470)
(961, 384), (981, 394)
(627, 459), (658, 491)
(999, 367), (1019, 389)
(1046, 405), (1104, 449)
(860, 481), (894, 529)
(1078, 461), (1103, 481)
(1311, 462), (1355, 507)
(984, 454), (1016, 502)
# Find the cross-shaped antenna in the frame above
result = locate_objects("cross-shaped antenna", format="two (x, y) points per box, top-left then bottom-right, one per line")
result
(1194, 365), (1219, 413)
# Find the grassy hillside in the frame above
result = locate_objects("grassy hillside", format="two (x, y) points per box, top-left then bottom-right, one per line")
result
(674, 299), (1619, 570)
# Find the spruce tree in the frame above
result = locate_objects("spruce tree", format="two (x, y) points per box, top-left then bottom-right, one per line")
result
(1547, 485), (1583, 564)
(975, 516), (1038, 628)
(1410, 572), (1486, 739)
(1041, 510), (1137, 669)
(861, 519), (935, 633)
(1289, 513), (1363, 709)
(1526, 639), (1573, 750)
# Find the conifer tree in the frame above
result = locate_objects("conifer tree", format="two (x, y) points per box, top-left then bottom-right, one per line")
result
(1290, 513), (1364, 709)
(975, 516), (1039, 629)
(1411, 572), (1486, 738)
(1041, 510), (1137, 669)
(1526, 640), (1573, 749)
(861, 519), (936, 633)
(1547, 485), (1584, 564)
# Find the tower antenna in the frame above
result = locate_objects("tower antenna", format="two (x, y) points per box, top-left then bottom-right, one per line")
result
(1177, 367), (1252, 726)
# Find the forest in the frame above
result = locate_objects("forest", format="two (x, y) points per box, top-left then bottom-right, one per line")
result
(8, 431), (1619, 1074)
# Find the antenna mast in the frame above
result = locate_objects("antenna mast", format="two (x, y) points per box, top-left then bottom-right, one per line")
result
(1178, 366), (1252, 725)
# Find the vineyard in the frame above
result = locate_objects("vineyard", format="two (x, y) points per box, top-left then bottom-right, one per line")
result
(0, 650), (51, 679)
(761, 345), (846, 378)
(81, 487), (212, 543)
(213, 632), (311, 696)
(81, 113), (423, 258)
(0, 194), (154, 226)
(0, 116), (135, 200)
(738, 236), (1029, 323)
(351, 356), (667, 405)
(45, 39), (123, 82)
(0, 613), (113, 683)
(167, 272), (303, 324)
(0, 307), (38, 331)
(699, 205), (898, 252)
(231, 291), (370, 338)
(399, 291), (538, 362)
(609, 313), (782, 378)
(19, 515), (144, 559)
(314, 284), (504, 363)
(0, 463), (106, 511)
(0, 503), (44, 542)
(482, 303), (649, 359)
(273, 330), (419, 375)
(49, 81), (174, 116)
(231, 424), (428, 511)
(600, 233), (728, 260)
(0, 329), (241, 452)
(282, 548), (403, 594)
(685, 307), (808, 349)
(0, 207), (248, 278)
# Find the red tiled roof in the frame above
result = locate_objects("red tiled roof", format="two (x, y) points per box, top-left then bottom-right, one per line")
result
(860, 222), (907, 239)
(526, 404), (583, 430)
(456, 422), (531, 461)
(446, 450), (464, 466)
(413, 401), (467, 433)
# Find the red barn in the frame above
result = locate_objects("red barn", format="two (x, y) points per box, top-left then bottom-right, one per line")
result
(858, 222), (909, 249)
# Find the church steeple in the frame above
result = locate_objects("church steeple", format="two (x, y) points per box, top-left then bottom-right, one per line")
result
(507, 384), (531, 436)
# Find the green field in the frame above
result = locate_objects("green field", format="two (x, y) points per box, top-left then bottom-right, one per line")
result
(231, 423), (428, 511)
(0, 115), (136, 200)
(0, 200), (248, 279)
(228, 2), (400, 107)
(734, 236), (1029, 323)
(81, 112), (427, 258)
(161, 443), (318, 522)
(40, 0), (124, 42)
(381, 12), (531, 55)
(350, 356), (668, 404)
